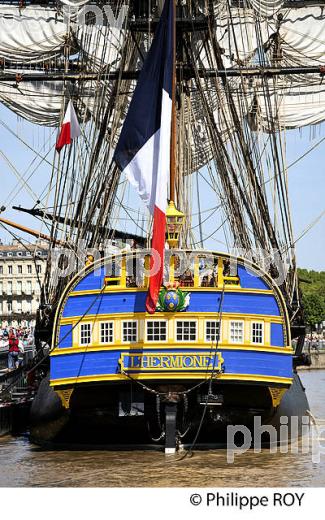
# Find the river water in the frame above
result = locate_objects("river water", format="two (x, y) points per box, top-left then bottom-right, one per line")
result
(0, 370), (324, 487)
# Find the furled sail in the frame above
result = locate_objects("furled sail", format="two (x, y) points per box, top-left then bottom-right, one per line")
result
(214, 8), (270, 64)
(0, 6), (69, 63)
(249, 76), (325, 130)
(267, 7), (325, 66)
(210, 5), (325, 67)
(60, 0), (89, 5)
(0, 79), (96, 126)
(0, 81), (64, 125)
(0, 1), (128, 126)
(75, 25), (126, 70)
(248, 0), (284, 17)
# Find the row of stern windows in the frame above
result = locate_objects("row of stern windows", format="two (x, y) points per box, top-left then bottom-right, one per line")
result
(75, 319), (266, 346)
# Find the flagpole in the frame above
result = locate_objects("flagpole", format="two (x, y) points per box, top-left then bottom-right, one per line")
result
(170, 0), (176, 203)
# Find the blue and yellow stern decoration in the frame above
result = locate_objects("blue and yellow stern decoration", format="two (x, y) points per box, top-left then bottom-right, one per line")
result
(50, 251), (293, 405)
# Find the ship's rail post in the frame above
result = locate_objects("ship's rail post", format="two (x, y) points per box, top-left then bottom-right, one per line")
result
(194, 255), (200, 287)
(217, 256), (224, 288)
(120, 254), (127, 288)
(144, 254), (150, 288)
(169, 254), (175, 283)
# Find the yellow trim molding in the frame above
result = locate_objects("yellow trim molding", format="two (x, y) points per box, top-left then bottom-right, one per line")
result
(50, 343), (293, 356)
(59, 312), (284, 325)
(69, 287), (274, 297)
(50, 373), (293, 388)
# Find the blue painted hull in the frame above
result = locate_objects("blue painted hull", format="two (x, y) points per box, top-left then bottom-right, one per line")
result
(62, 291), (281, 318)
(50, 348), (292, 382)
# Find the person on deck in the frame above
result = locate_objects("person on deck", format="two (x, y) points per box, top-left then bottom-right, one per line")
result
(17, 337), (25, 367)
(8, 333), (20, 371)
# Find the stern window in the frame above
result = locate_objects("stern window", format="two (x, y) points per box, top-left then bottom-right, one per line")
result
(80, 323), (92, 345)
(205, 321), (221, 342)
(251, 322), (264, 344)
(230, 321), (244, 344)
(146, 321), (167, 342)
(176, 321), (197, 342)
(122, 321), (138, 343)
(100, 322), (114, 344)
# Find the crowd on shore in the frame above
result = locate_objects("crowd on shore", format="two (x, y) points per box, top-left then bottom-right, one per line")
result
(304, 333), (325, 352)
(0, 327), (34, 370)
(0, 327), (33, 347)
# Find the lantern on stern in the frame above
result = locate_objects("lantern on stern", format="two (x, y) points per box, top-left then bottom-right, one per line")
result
(166, 201), (185, 249)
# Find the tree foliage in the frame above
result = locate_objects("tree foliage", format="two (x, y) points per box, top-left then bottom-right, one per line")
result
(302, 293), (325, 327)
(298, 269), (325, 326)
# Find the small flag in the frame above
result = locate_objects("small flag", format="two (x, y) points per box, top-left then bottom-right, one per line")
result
(114, 0), (174, 314)
(56, 101), (81, 153)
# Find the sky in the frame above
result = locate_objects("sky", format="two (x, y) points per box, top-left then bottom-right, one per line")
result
(0, 104), (324, 271)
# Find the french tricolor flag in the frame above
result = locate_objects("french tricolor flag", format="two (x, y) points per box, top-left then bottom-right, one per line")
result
(114, 0), (174, 314)
(56, 101), (81, 153)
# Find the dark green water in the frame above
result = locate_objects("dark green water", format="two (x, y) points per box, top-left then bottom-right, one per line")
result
(0, 370), (324, 487)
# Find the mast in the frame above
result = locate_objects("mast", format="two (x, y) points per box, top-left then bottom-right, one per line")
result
(170, 0), (177, 204)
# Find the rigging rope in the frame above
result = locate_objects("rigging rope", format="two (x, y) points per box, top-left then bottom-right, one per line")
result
(177, 282), (226, 460)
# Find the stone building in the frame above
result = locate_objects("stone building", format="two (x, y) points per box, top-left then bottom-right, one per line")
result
(0, 240), (47, 329)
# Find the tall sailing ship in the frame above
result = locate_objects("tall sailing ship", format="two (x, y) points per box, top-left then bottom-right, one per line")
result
(1, 0), (323, 450)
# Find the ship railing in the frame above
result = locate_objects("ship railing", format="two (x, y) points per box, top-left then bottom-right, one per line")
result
(102, 251), (240, 291)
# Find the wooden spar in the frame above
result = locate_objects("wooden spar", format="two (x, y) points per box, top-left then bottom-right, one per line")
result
(0, 66), (323, 84)
(169, 0), (177, 203)
(0, 216), (66, 247)
(11, 206), (147, 246)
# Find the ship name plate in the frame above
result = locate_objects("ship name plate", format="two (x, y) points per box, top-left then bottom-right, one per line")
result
(120, 352), (224, 371)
